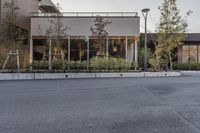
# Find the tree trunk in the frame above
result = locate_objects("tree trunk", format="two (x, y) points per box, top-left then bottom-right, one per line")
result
(155, 47), (161, 71)
(48, 37), (52, 71)
(154, 42), (160, 71)
(155, 50), (160, 71)
(169, 50), (173, 71)
(79, 47), (82, 62)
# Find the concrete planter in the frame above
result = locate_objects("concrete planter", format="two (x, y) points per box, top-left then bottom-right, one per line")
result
(181, 71), (200, 76)
(0, 72), (181, 81)
(0, 73), (34, 80)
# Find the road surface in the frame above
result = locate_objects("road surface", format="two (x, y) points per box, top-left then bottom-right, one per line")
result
(1, 77), (200, 133)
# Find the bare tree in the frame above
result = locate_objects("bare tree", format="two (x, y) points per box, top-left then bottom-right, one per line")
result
(90, 16), (111, 56)
(45, 13), (69, 70)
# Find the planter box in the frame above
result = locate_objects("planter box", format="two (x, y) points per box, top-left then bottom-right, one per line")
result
(0, 72), (181, 81)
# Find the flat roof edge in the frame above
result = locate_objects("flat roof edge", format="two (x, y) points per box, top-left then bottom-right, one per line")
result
(31, 12), (139, 17)
(31, 16), (140, 19)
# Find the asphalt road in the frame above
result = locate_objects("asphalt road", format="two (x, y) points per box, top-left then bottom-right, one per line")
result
(1, 77), (200, 133)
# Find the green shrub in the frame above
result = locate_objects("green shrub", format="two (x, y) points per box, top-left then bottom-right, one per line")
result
(173, 62), (200, 70)
(0, 53), (6, 68)
(31, 57), (135, 71)
(68, 61), (87, 70)
(32, 61), (48, 70)
(90, 57), (99, 70)
(90, 57), (133, 71)
(52, 60), (64, 70)
(108, 57), (119, 70)
(190, 62), (200, 70)
(31, 60), (87, 71)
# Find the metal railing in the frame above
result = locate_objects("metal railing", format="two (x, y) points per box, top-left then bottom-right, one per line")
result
(32, 12), (138, 17)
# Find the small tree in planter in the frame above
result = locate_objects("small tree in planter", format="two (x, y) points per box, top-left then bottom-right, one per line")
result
(90, 16), (112, 57)
(156, 0), (190, 70)
(0, 0), (27, 72)
(45, 10), (69, 71)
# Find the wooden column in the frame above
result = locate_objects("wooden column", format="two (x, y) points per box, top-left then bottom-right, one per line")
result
(68, 36), (71, 70)
(68, 36), (70, 62)
(189, 44), (191, 63)
(48, 36), (52, 71)
(197, 44), (199, 62)
(16, 50), (20, 73)
(30, 37), (33, 65)
(106, 36), (109, 57)
(135, 38), (138, 69)
(125, 36), (128, 61)
(87, 36), (90, 70)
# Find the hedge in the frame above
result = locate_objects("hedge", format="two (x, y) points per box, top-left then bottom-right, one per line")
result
(30, 57), (136, 71)
(90, 57), (134, 70)
(173, 63), (200, 70)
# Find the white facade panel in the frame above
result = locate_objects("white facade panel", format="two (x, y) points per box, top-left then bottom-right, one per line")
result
(31, 17), (140, 37)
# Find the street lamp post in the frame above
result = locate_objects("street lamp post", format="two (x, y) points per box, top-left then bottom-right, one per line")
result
(142, 8), (150, 71)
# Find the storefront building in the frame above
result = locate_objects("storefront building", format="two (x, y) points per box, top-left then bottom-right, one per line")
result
(30, 12), (140, 64)
(178, 33), (200, 63)
(141, 33), (200, 63)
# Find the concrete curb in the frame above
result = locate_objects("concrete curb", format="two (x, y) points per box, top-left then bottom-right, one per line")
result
(0, 72), (181, 81)
(181, 71), (200, 77)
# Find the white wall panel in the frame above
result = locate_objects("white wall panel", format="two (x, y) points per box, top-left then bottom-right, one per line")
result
(31, 17), (140, 36)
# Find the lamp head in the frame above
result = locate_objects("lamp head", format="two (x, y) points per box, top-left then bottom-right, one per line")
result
(142, 8), (150, 13)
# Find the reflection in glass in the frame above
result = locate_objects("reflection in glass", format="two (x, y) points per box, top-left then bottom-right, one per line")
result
(89, 38), (107, 58)
(33, 36), (136, 62)
(70, 37), (87, 61)
(109, 36), (126, 58)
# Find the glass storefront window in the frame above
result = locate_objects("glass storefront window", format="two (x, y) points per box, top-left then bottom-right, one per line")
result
(70, 36), (87, 61)
(33, 39), (47, 61)
(33, 36), (136, 62)
(33, 38), (68, 61)
(108, 36), (126, 58)
(89, 38), (107, 59)
(189, 45), (198, 62)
